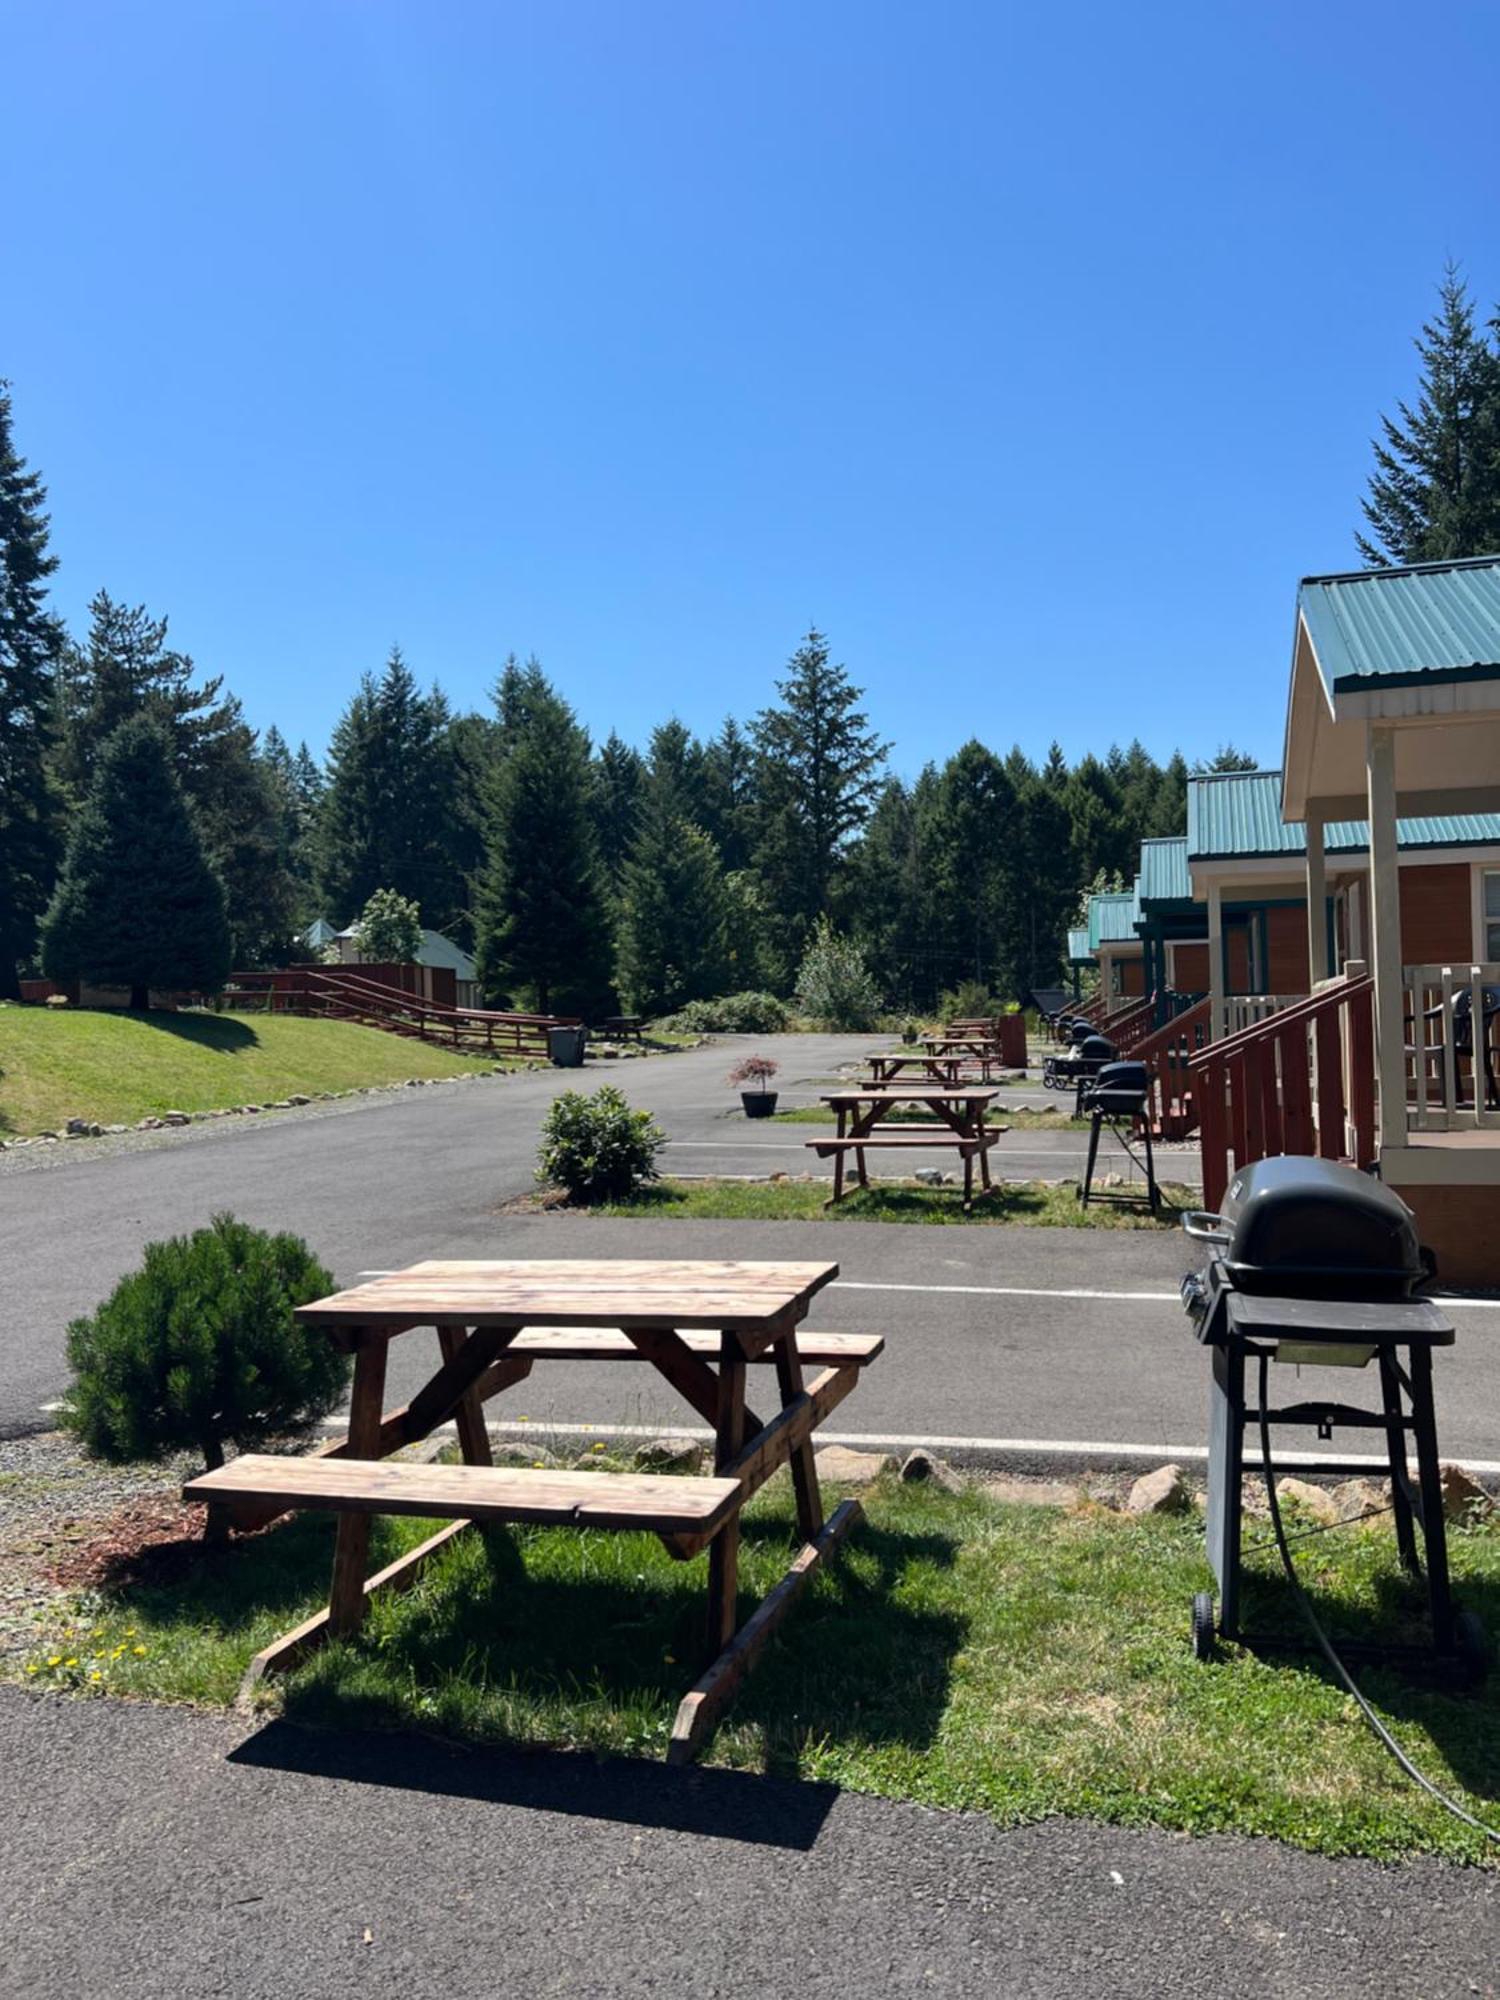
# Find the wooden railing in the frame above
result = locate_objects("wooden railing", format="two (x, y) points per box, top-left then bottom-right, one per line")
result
(1190, 974), (1375, 1211)
(225, 967), (575, 1056)
(1133, 996), (1211, 1139)
(1403, 963), (1500, 1133)
(1095, 993), (1157, 1056)
(1221, 993), (1305, 1037)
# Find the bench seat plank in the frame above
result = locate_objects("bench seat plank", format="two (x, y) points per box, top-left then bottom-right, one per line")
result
(506, 1328), (884, 1365)
(185, 1455), (741, 1537)
(806, 1135), (991, 1152)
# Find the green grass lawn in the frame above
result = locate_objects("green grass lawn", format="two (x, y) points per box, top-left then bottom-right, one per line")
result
(0, 1004), (509, 1135)
(576, 1177), (1188, 1228)
(25, 1479), (1500, 1862)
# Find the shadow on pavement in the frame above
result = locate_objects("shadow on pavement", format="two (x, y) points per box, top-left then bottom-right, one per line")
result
(228, 1716), (841, 1849)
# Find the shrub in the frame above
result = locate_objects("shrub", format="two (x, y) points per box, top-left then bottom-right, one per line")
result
(726, 1054), (779, 1091)
(794, 919), (882, 1031)
(60, 1215), (344, 1537)
(939, 980), (999, 1023)
(354, 887), (423, 964)
(655, 990), (794, 1034)
(537, 1085), (666, 1202)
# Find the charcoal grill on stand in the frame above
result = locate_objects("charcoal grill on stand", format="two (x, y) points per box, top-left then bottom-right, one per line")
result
(1180, 1156), (1483, 1676)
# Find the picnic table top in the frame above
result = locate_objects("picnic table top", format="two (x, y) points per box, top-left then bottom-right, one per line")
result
(820, 1084), (998, 1105)
(295, 1257), (840, 1332)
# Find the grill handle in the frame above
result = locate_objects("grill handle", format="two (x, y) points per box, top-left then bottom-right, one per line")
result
(1181, 1209), (1232, 1247)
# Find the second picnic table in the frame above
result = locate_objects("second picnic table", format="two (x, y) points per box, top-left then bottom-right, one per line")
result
(183, 1258), (881, 1764)
(807, 1084), (1005, 1209)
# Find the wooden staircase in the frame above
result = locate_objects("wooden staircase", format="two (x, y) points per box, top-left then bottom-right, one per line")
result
(225, 966), (575, 1057)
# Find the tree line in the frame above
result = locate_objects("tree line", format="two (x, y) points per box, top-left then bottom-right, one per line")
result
(2, 266), (1496, 1014)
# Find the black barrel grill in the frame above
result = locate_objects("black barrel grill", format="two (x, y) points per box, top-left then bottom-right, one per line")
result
(1043, 1030), (1115, 1094)
(1180, 1155), (1482, 1674)
(1078, 1059), (1158, 1213)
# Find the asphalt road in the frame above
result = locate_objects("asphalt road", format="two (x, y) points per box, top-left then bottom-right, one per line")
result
(4, 1034), (1496, 1470)
(3, 1689), (1496, 1999)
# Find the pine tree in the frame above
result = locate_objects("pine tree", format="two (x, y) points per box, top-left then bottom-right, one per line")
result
(0, 381), (64, 999)
(40, 718), (231, 1010)
(927, 741), (1019, 993)
(614, 796), (730, 1015)
(316, 648), (462, 928)
(699, 717), (757, 871)
(473, 668), (613, 1015)
(646, 719), (709, 823)
(751, 629), (888, 948)
(846, 776), (934, 1008)
(589, 730), (646, 886)
(1358, 265), (1500, 566)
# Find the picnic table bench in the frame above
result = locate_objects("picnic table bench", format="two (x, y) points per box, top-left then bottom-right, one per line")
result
(863, 1051), (968, 1085)
(806, 1085), (1005, 1209)
(600, 1015), (645, 1041)
(183, 1259), (879, 1764)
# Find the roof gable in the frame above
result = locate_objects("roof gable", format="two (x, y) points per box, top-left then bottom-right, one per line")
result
(1298, 554), (1500, 697)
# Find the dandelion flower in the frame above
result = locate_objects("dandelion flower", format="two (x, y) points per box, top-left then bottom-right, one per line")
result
(89, 1671), (102, 1682)
(46, 1655), (61, 1668)
(591, 1442), (606, 1453)
(533, 1461), (546, 1469)
(25, 1664), (39, 1676)
(63, 1657), (78, 1668)
(132, 1645), (146, 1657)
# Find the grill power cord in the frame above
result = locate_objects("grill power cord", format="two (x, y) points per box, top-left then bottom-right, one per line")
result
(1255, 1352), (1500, 1846)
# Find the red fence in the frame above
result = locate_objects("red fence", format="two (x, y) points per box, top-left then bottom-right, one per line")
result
(1132, 995), (1212, 1140)
(225, 966), (574, 1057)
(1189, 976), (1375, 1210)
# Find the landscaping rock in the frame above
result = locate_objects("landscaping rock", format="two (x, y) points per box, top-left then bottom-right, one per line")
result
(64, 1117), (90, 1135)
(914, 1168), (947, 1186)
(816, 1444), (897, 1486)
(161, 1110), (190, 1127)
(287, 1094), (311, 1106)
(898, 1448), (962, 1493)
(632, 1439), (705, 1475)
(1275, 1477), (1340, 1525)
(1440, 1461), (1492, 1522)
(1334, 1477), (1389, 1522)
(1126, 1463), (1192, 1516)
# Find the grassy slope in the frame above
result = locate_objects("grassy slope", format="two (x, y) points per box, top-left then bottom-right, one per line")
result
(28, 1481), (1500, 1862)
(0, 1005), (501, 1135)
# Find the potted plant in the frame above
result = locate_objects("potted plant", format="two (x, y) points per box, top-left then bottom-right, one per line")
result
(728, 1054), (780, 1117)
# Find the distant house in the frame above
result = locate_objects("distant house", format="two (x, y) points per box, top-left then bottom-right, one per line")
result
(301, 919), (481, 1010)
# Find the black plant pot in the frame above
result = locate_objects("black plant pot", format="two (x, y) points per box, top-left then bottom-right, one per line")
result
(741, 1091), (778, 1118)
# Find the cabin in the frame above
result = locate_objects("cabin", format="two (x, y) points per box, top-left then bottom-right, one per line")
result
(1088, 891), (1145, 1012)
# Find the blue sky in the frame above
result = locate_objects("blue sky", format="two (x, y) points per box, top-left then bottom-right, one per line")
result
(7, 1), (1499, 778)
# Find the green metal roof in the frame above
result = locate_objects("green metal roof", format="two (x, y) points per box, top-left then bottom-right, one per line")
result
(1187, 769), (1500, 860)
(1299, 554), (1500, 697)
(1067, 927), (1092, 963)
(1138, 836), (1192, 906)
(1087, 891), (1139, 948)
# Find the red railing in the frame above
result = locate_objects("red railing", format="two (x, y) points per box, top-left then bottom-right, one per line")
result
(1132, 995), (1211, 1139)
(1189, 975), (1375, 1211)
(225, 967), (575, 1057)
(1095, 993), (1157, 1055)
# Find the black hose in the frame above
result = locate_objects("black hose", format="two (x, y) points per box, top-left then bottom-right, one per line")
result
(1256, 1352), (1500, 1845)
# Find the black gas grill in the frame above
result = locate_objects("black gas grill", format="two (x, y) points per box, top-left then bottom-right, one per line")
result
(1079, 1059), (1158, 1213)
(1043, 1030), (1114, 1094)
(1180, 1156), (1481, 1674)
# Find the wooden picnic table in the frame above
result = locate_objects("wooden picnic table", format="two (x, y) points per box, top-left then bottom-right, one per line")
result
(864, 1051), (968, 1085)
(917, 1036), (1000, 1079)
(808, 1085), (1004, 1210)
(183, 1258), (880, 1764)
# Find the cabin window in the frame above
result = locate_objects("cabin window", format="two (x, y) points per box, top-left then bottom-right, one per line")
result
(1484, 871), (1500, 962)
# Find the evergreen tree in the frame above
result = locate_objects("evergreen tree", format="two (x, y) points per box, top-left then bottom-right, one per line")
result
(927, 741), (1020, 992)
(443, 709), (502, 949)
(614, 796), (730, 1015)
(751, 629), (888, 948)
(846, 775), (934, 1008)
(317, 648), (461, 929)
(1197, 745), (1259, 773)
(0, 381), (64, 998)
(647, 718), (709, 823)
(1150, 750), (1190, 834)
(1358, 265), (1500, 565)
(699, 716), (757, 871)
(589, 730), (646, 886)
(473, 667), (612, 1014)
(40, 718), (231, 1010)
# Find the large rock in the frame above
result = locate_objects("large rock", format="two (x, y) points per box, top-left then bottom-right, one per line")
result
(898, 1448), (963, 1493)
(1275, 1477), (1340, 1526)
(1127, 1463), (1192, 1516)
(632, 1439), (705, 1475)
(1440, 1461), (1493, 1522)
(1333, 1477), (1389, 1523)
(815, 1444), (897, 1487)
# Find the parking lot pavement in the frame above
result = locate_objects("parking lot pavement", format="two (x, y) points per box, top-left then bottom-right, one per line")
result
(3, 1688), (1496, 2000)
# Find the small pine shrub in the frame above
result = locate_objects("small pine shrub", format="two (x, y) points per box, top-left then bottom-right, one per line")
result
(655, 990), (794, 1034)
(537, 1085), (666, 1202)
(794, 920), (882, 1031)
(60, 1215), (344, 1533)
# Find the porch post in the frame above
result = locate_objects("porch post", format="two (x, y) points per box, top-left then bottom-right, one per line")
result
(1207, 880), (1224, 1040)
(1366, 726), (1407, 1149)
(1305, 814), (1328, 987)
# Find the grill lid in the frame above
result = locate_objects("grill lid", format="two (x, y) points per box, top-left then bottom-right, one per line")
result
(1220, 1156), (1425, 1295)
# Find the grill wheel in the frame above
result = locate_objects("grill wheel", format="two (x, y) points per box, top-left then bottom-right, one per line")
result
(1191, 1591), (1217, 1662)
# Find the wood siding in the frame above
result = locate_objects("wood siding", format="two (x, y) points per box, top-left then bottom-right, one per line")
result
(1170, 942), (1209, 991)
(1265, 905), (1310, 994)
(1398, 862), (1473, 966)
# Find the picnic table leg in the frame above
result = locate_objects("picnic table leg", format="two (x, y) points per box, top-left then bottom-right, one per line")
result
(707, 1333), (746, 1654)
(328, 1339), (388, 1637)
(773, 1331), (825, 1542)
(438, 1323), (494, 1467)
(977, 1114), (994, 1193)
(961, 1142), (974, 1213)
(830, 1108), (847, 1205)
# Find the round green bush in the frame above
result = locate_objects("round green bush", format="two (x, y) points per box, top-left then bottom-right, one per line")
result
(60, 1214), (346, 1491)
(537, 1085), (666, 1201)
(656, 990), (794, 1034)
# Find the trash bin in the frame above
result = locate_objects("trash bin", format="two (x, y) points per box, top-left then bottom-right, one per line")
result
(547, 1025), (587, 1068)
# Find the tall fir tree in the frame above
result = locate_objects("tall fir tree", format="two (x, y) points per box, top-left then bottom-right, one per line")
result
(473, 666), (613, 1014)
(699, 716), (758, 871)
(1358, 265), (1500, 566)
(614, 795), (730, 1015)
(316, 648), (462, 930)
(40, 717), (231, 1010)
(750, 629), (888, 950)
(0, 381), (64, 998)
(589, 730), (646, 888)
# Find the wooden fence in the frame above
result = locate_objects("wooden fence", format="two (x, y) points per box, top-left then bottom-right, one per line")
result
(225, 966), (574, 1057)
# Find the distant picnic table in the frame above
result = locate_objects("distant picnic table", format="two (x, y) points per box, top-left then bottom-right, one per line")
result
(183, 1257), (881, 1764)
(863, 1051), (969, 1086)
(807, 1084), (1005, 1209)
